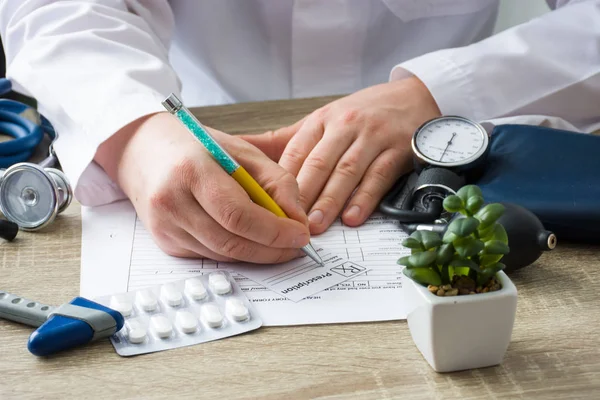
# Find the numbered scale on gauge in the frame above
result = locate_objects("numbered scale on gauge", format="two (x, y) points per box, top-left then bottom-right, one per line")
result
(411, 116), (489, 169)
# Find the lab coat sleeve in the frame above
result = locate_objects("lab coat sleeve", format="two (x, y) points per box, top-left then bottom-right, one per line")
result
(390, 0), (600, 133)
(0, 0), (182, 206)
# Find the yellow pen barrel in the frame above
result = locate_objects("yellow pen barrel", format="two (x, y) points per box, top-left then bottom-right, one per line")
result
(231, 167), (288, 218)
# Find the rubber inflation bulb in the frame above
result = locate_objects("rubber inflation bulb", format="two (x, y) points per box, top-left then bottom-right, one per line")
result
(0, 219), (18, 241)
(497, 202), (557, 273)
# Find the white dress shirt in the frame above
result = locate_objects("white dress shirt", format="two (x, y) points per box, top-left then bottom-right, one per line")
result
(1, 0), (598, 207)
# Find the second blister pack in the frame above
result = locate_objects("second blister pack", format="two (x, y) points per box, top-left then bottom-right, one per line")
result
(94, 271), (262, 356)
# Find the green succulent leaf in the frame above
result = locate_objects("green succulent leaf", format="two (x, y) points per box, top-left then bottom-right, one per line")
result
(453, 266), (471, 277)
(479, 222), (509, 244)
(456, 185), (483, 204)
(408, 251), (437, 268)
(420, 231), (442, 250)
(453, 237), (485, 258)
(403, 267), (442, 286)
(449, 256), (482, 273)
(447, 217), (480, 238)
(465, 195), (485, 215)
(436, 243), (454, 265)
(479, 254), (504, 267)
(397, 255), (412, 267)
(443, 195), (464, 213)
(402, 237), (423, 250)
(442, 230), (459, 244)
(484, 240), (510, 255)
(477, 263), (506, 286)
(475, 203), (505, 230)
(485, 262), (506, 273)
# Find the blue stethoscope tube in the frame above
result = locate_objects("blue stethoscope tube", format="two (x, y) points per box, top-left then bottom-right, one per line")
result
(0, 78), (56, 168)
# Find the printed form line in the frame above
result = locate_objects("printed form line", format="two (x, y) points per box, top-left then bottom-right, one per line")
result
(125, 213), (410, 324)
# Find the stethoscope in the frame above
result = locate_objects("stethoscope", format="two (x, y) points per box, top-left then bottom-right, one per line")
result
(0, 78), (73, 239)
(378, 115), (557, 272)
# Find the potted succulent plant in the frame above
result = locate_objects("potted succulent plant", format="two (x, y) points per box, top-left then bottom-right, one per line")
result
(399, 185), (518, 373)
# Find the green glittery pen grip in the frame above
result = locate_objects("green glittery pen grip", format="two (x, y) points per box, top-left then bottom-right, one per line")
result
(162, 94), (240, 174)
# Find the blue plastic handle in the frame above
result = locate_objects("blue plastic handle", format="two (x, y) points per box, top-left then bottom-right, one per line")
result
(27, 297), (124, 357)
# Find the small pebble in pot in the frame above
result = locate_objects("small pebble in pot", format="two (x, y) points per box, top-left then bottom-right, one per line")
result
(428, 285), (439, 294)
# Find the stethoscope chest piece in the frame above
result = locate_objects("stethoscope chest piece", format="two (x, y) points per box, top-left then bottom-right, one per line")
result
(0, 163), (72, 230)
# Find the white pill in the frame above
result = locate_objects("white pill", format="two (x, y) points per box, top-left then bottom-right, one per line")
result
(184, 278), (207, 300)
(201, 304), (224, 328)
(176, 310), (198, 334)
(126, 320), (147, 344)
(151, 315), (173, 338)
(136, 289), (158, 312)
(208, 272), (232, 295)
(226, 298), (249, 322)
(110, 295), (133, 317)
(161, 283), (183, 307)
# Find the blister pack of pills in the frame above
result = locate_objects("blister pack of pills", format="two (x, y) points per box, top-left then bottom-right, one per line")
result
(94, 271), (262, 356)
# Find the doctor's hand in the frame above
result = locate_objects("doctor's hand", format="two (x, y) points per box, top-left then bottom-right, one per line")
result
(95, 112), (310, 263)
(242, 76), (441, 234)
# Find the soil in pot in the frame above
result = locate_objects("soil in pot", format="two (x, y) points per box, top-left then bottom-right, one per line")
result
(426, 275), (502, 297)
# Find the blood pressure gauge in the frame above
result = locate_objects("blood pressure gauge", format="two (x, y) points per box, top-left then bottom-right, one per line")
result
(411, 116), (490, 173)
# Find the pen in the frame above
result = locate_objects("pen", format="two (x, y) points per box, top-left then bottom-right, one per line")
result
(161, 93), (324, 266)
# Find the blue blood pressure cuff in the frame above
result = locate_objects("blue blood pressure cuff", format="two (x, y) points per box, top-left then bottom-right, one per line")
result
(476, 124), (600, 244)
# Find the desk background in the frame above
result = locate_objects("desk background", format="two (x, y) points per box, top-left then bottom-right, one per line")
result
(1, 97), (599, 399)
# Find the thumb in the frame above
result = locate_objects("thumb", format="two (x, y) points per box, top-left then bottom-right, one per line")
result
(219, 133), (309, 229)
(239, 117), (306, 162)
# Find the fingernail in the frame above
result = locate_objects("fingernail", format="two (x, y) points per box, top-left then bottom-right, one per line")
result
(344, 205), (361, 221)
(292, 233), (309, 248)
(308, 209), (324, 225)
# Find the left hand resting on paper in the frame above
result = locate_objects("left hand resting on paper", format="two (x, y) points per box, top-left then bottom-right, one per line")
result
(241, 76), (441, 234)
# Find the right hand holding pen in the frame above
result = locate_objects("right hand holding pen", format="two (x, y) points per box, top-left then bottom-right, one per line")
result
(95, 112), (310, 263)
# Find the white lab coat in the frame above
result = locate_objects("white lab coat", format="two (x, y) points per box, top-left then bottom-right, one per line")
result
(0, 0), (599, 207)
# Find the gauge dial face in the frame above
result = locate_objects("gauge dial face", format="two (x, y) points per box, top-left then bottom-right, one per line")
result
(412, 116), (489, 167)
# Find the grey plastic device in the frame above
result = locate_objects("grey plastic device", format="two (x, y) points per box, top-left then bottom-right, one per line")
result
(0, 291), (55, 327)
(48, 303), (119, 340)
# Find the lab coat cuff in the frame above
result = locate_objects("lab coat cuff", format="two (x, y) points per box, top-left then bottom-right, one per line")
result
(389, 53), (484, 121)
(53, 92), (173, 207)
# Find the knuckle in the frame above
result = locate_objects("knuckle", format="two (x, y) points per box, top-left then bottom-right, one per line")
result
(298, 192), (312, 209)
(304, 154), (331, 172)
(357, 187), (378, 203)
(340, 109), (363, 125)
(336, 155), (361, 178)
(171, 157), (198, 185)
(263, 170), (297, 197)
(216, 235), (253, 259)
(366, 118), (386, 135)
(218, 201), (252, 234)
(316, 194), (341, 211)
(316, 105), (331, 120)
(267, 229), (283, 248)
(281, 149), (304, 167)
(371, 159), (395, 183)
(149, 190), (175, 213)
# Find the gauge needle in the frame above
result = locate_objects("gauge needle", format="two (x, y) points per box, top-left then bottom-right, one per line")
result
(439, 132), (457, 161)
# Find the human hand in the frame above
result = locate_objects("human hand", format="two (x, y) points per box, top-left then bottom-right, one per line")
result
(95, 112), (310, 263)
(242, 76), (441, 234)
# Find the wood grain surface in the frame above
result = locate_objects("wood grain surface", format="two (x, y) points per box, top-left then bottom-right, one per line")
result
(1, 96), (599, 399)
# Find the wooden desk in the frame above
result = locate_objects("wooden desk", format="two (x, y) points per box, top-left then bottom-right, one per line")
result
(1, 97), (599, 399)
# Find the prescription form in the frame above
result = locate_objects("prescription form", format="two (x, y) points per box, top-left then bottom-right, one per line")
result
(80, 200), (411, 325)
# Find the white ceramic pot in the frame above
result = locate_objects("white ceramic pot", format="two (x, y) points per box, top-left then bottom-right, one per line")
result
(404, 271), (517, 373)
